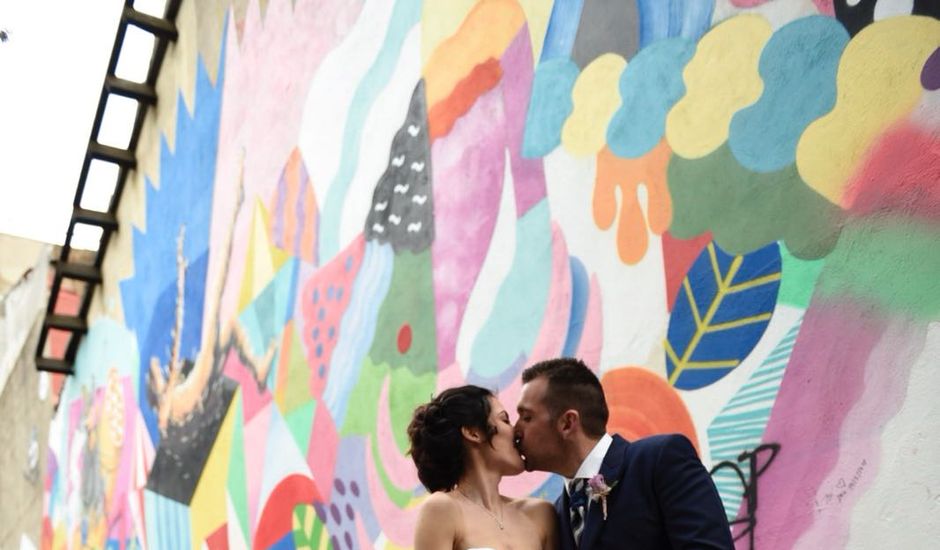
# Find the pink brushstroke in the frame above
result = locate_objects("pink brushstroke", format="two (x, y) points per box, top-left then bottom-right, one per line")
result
(222, 348), (273, 423)
(730, 0), (833, 15)
(499, 26), (546, 218)
(244, 402), (272, 535)
(526, 224), (571, 366)
(106, 377), (138, 546)
(431, 87), (507, 367)
(132, 411), (153, 550)
(844, 122), (940, 220)
(753, 298), (887, 548)
(793, 316), (925, 547)
(355, 514), (376, 550)
(365, 428), (420, 546)
(435, 361), (467, 393)
(211, 0), (364, 324)
(376, 375), (419, 489)
(307, 400), (339, 503)
(575, 275), (604, 368)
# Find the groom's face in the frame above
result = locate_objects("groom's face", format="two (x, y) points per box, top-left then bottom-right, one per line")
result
(514, 377), (564, 473)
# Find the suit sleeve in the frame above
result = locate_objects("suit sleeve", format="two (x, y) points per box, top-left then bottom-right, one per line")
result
(654, 434), (735, 549)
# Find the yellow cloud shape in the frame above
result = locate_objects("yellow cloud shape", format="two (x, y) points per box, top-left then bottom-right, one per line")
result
(562, 53), (627, 157)
(796, 16), (940, 206)
(666, 14), (772, 159)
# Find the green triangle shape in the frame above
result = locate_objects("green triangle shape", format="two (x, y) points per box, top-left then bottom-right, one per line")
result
(285, 399), (317, 458)
(226, 392), (250, 543)
(282, 323), (314, 414)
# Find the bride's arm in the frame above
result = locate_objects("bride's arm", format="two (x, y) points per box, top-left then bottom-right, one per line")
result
(415, 493), (459, 550)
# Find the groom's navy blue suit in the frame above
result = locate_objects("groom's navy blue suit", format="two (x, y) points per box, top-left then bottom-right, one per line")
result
(555, 434), (734, 550)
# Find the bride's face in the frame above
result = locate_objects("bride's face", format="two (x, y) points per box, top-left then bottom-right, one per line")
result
(482, 396), (525, 475)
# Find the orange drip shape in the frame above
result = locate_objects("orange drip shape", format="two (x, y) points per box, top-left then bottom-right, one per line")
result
(593, 140), (672, 264)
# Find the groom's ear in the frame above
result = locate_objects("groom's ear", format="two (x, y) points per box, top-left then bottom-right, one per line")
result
(557, 409), (580, 437)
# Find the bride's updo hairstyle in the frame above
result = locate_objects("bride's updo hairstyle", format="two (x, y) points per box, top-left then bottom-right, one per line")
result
(407, 385), (498, 492)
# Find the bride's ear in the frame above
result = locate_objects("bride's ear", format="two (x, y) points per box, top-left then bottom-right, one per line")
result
(461, 426), (484, 444)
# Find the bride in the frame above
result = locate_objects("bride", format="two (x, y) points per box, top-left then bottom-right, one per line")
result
(408, 385), (558, 550)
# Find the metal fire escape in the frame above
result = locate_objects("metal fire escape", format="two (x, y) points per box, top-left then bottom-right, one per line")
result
(35, 0), (182, 374)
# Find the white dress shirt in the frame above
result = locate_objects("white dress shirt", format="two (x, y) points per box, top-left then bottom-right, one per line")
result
(566, 433), (613, 493)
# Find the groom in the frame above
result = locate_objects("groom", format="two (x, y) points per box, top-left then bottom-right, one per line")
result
(514, 358), (734, 549)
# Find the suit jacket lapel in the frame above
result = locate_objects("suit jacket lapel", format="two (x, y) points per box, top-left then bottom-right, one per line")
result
(578, 435), (629, 550)
(556, 487), (577, 550)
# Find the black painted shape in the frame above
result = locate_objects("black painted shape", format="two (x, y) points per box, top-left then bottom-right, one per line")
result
(833, 0), (877, 37)
(146, 374), (238, 504)
(709, 443), (781, 550)
(364, 79), (434, 254)
(914, 0), (940, 19)
(571, 0), (639, 68)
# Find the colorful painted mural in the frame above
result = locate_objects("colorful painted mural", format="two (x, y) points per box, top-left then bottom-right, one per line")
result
(42, 0), (940, 548)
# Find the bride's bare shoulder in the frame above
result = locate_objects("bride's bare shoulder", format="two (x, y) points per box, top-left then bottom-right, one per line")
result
(419, 491), (460, 517)
(415, 492), (461, 547)
(511, 496), (556, 520)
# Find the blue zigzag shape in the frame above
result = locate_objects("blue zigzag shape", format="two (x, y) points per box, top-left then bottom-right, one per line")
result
(119, 30), (227, 445)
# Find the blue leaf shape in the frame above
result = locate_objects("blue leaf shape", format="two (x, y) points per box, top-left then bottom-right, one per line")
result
(665, 241), (781, 390)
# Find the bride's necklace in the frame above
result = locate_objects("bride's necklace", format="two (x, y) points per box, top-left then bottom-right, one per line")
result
(456, 486), (505, 530)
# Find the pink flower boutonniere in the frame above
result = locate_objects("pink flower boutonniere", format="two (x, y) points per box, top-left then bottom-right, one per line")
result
(588, 474), (617, 520)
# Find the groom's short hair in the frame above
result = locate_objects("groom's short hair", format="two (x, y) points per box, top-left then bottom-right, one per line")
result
(522, 357), (608, 438)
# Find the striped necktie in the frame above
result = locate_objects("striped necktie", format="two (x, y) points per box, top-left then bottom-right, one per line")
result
(568, 478), (587, 547)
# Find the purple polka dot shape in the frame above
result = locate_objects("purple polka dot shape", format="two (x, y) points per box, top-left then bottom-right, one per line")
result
(923, 48), (940, 91)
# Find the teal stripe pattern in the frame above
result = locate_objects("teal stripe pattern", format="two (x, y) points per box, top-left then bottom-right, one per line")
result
(707, 315), (802, 518)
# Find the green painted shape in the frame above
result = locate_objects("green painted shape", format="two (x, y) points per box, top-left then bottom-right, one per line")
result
(282, 323), (315, 414)
(285, 400), (317, 459)
(667, 144), (844, 260)
(226, 393), (250, 543)
(368, 249), (439, 376)
(817, 217), (940, 318)
(340, 356), (385, 436)
(778, 243), (825, 309)
(340, 356), (432, 506)
(292, 502), (328, 549)
(370, 428), (414, 508)
(389, 365), (436, 454)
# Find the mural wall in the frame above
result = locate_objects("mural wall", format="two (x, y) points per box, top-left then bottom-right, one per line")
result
(42, 0), (940, 548)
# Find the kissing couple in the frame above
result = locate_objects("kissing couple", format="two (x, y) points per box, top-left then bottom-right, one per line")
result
(407, 357), (734, 550)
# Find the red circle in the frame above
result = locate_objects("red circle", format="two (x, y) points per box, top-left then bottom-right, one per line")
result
(397, 323), (412, 354)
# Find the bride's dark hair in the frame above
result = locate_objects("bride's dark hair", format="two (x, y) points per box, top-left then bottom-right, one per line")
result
(407, 385), (498, 492)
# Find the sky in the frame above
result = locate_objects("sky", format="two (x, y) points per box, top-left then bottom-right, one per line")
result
(0, 0), (165, 250)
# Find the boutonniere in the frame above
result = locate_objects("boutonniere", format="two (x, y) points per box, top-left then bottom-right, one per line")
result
(588, 474), (617, 520)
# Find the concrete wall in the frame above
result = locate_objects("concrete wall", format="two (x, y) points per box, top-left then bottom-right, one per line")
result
(42, 1), (940, 548)
(0, 238), (56, 550)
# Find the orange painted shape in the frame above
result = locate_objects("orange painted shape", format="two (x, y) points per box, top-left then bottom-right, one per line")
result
(274, 320), (294, 410)
(301, 176), (318, 264)
(283, 151), (301, 251)
(593, 142), (674, 265)
(423, 0), (525, 108)
(601, 366), (699, 452)
(428, 58), (503, 142)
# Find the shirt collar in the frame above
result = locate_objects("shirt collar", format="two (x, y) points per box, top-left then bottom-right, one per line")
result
(566, 433), (613, 491)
